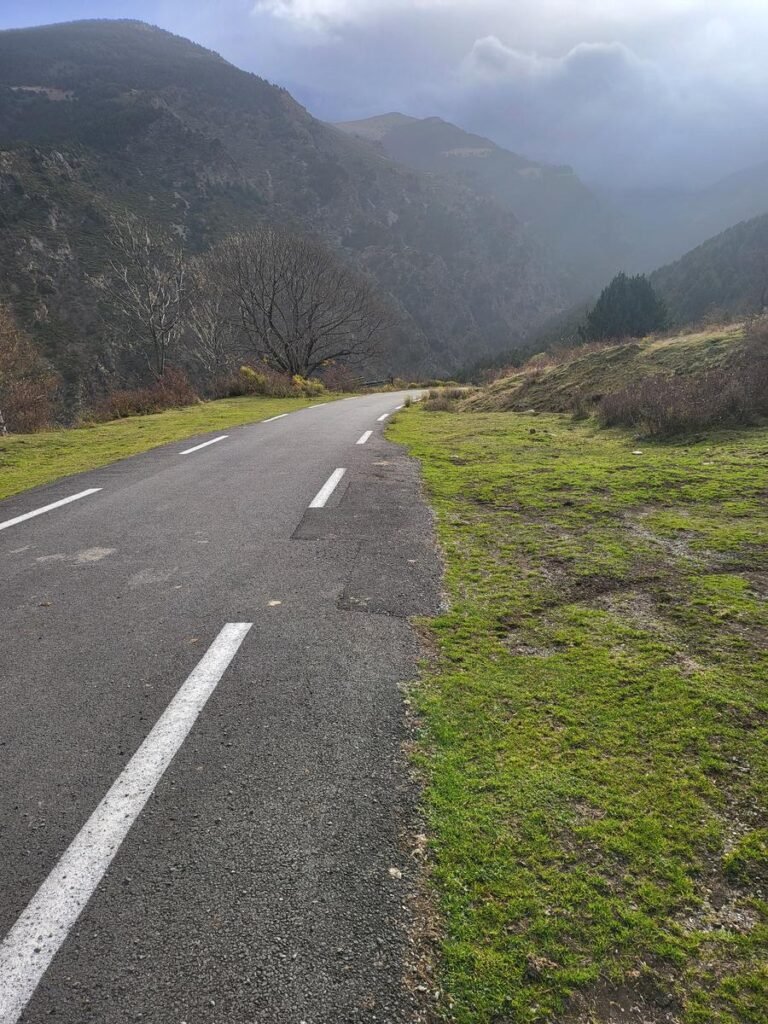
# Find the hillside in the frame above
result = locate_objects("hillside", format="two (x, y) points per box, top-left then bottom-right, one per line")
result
(613, 161), (768, 272)
(651, 213), (768, 325)
(0, 20), (569, 390)
(336, 112), (624, 291)
(466, 324), (746, 412)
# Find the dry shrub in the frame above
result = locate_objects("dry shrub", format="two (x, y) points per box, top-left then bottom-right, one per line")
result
(320, 363), (359, 392)
(0, 304), (59, 433)
(570, 391), (593, 421)
(423, 387), (463, 412)
(217, 364), (326, 398)
(220, 364), (295, 398)
(292, 374), (325, 397)
(89, 368), (198, 421)
(598, 323), (768, 436)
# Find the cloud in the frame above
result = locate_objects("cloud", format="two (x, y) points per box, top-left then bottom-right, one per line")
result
(153, 0), (768, 188)
(463, 37), (661, 106)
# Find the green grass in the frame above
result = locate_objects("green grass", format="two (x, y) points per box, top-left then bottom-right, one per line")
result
(0, 395), (324, 501)
(390, 407), (768, 1023)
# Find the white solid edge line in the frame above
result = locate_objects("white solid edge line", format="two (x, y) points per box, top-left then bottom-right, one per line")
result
(179, 435), (228, 455)
(262, 413), (288, 423)
(0, 488), (102, 534)
(377, 413), (389, 422)
(0, 622), (253, 1024)
(309, 468), (346, 508)
(356, 430), (373, 445)
(395, 404), (404, 410)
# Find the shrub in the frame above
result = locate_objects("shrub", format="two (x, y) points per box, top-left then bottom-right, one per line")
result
(320, 363), (359, 392)
(220, 364), (295, 398)
(0, 304), (59, 433)
(423, 388), (462, 412)
(570, 392), (592, 421)
(88, 368), (198, 422)
(292, 374), (325, 397)
(598, 325), (768, 436)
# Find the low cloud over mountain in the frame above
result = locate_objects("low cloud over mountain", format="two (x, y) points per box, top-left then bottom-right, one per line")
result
(3, 1), (767, 187)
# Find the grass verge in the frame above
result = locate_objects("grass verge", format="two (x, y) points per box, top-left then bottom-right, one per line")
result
(390, 407), (767, 1023)
(0, 395), (324, 502)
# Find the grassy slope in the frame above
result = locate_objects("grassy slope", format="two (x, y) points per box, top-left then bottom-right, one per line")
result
(470, 325), (745, 413)
(390, 407), (767, 1023)
(0, 396), (321, 502)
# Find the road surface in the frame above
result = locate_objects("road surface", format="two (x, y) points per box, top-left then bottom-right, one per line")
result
(0, 392), (441, 1023)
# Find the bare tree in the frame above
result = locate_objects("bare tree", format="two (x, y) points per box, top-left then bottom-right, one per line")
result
(92, 214), (186, 378)
(0, 304), (59, 433)
(211, 226), (389, 376)
(185, 254), (242, 379)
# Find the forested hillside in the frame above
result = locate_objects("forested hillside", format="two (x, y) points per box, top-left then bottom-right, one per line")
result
(651, 213), (768, 325)
(0, 19), (569, 394)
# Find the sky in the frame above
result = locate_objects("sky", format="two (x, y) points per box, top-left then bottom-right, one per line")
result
(2, 0), (768, 189)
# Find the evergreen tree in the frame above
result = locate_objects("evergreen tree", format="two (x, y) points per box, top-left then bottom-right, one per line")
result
(583, 272), (667, 341)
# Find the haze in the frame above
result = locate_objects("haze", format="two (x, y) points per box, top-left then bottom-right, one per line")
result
(2, 0), (768, 188)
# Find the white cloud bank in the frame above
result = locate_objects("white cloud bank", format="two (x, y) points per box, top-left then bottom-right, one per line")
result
(164, 0), (768, 187)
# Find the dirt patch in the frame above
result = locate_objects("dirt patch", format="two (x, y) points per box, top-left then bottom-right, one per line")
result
(622, 511), (703, 564)
(562, 975), (681, 1024)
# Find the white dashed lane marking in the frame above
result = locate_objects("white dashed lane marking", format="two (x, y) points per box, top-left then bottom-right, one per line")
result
(0, 489), (102, 534)
(0, 622), (253, 1024)
(179, 435), (228, 455)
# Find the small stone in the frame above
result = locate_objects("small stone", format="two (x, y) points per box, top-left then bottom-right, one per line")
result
(388, 866), (403, 879)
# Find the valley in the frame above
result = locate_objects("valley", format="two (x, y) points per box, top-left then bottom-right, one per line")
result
(0, 11), (767, 1024)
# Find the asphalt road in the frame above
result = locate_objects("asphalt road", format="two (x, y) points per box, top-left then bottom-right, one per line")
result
(0, 392), (441, 1024)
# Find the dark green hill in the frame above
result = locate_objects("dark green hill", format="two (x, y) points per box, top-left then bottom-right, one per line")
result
(651, 213), (768, 325)
(0, 20), (568, 387)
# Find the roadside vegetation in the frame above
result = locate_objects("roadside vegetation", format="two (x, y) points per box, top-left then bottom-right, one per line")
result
(0, 394), (323, 502)
(0, 214), (391, 437)
(466, 320), (767, 432)
(391, 406), (767, 1023)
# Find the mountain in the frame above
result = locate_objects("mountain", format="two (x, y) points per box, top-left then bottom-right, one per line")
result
(0, 20), (570, 392)
(610, 162), (768, 273)
(336, 112), (625, 291)
(650, 213), (768, 325)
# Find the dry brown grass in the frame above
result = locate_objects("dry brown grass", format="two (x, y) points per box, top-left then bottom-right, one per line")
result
(599, 319), (768, 436)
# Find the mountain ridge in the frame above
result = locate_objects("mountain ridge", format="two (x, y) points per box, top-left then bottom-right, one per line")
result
(0, 19), (570, 390)
(336, 111), (626, 290)
(650, 211), (768, 325)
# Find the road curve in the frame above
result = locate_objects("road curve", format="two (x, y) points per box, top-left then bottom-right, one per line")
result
(0, 392), (441, 1024)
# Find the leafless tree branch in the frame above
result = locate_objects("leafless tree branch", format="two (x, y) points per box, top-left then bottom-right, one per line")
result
(209, 226), (390, 377)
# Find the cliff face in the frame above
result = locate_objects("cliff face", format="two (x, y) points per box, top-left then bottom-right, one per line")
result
(0, 20), (569, 384)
